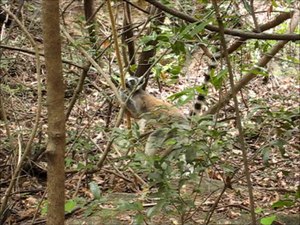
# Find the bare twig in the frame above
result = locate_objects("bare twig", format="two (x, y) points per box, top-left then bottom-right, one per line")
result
(0, 89), (11, 144)
(122, 1), (135, 72)
(249, 0), (260, 32)
(0, 6), (42, 218)
(205, 10), (300, 115)
(144, 0), (300, 41)
(211, 1), (257, 224)
(219, 11), (294, 59)
(66, 63), (90, 120)
(96, 137), (115, 169)
(106, 0), (131, 128)
(61, 26), (122, 103)
(0, 44), (84, 69)
(30, 189), (47, 225)
(122, 0), (149, 14)
(205, 185), (227, 224)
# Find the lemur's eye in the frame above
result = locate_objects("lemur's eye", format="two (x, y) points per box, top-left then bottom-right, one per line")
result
(125, 82), (130, 89)
(129, 79), (136, 86)
(197, 94), (205, 101)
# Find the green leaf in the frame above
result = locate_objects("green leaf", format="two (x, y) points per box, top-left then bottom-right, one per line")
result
(272, 199), (294, 208)
(271, 139), (286, 156)
(169, 65), (182, 75)
(118, 200), (143, 211)
(255, 207), (263, 213)
(189, 21), (210, 36)
(134, 213), (145, 225)
(89, 181), (101, 199)
(147, 200), (166, 218)
(241, 0), (251, 14)
(260, 215), (276, 225)
(140, 33), (157, 44)
(261, 147), (270, 165)
(65, 199), (76, 213)
(171, 41), (185, 54)
(179, 22), (197, 38)
(41, 201), (48, 215)
(210, 69), (227, 89)
(296, 186), (300, 199)
(143, 45), (155, 51)
(185, 147), (197, 163)
(168, 87), (194, 101)
(157, 33), (170, 42)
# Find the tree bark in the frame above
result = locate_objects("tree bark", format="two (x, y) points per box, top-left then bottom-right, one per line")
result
(84, 0), (96, 45)
(134, 6), (165, 89)
(42, 0), (66, 224)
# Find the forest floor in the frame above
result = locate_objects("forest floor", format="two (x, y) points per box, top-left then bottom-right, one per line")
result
(0, 55), (299, 224)
(0, 1), (299, 224)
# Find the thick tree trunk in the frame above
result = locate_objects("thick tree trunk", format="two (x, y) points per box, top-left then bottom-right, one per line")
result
(42, 1), (66, 225)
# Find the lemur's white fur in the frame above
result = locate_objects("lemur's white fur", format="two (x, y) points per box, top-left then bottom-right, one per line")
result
(120, 76), (190, 156)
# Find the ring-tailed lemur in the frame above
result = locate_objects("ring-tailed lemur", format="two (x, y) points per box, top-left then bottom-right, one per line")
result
(120, 76), (207, 156)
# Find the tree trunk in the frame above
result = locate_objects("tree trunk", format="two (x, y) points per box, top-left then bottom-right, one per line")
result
(84, 0), (96, 44)
(42, 0), (66, 224)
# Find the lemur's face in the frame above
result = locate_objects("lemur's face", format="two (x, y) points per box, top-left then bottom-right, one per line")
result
(125, 76), (144, 90)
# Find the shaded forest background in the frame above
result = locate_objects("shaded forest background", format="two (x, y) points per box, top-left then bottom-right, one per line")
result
(0, 0), (299, 224)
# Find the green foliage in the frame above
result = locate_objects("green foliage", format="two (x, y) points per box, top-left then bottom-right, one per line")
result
(40, 199), (78, 215)
(65, 131), (96, 170)
(245, 105), (299, 158)
(65, 199), (77, 213)
(126, 115), (234, 221)
(138, 13), (214, 84)
(89, 181), (102, 199)
(41, 201), (48, 216)
(272, 199), (294, 208)
(118, 200), (143, 211)
(210, 68), (228, 89)
(260, 215), (276, 225)
(168, 85), (208, 106)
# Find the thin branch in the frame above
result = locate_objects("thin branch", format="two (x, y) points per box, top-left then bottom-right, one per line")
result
(107, 0), (125, 87)
(106, 0), (131, 128)
(249, 0), (260, 32)
(0, 88), (11, 144)
(144, 0), (300, 41)
(0, 6), (42, 218)
(135, 6), (165, 89)
(122, 0), (149, 14)
(205, 10), (300, 115)
(219, 11), (294, 59)
(122, 2), (135, 71)
(0, 44), (84, 69)
(211, 1), (256, 224)
(205, 186), (227, 224)
(61, 26), (122, 103)
(66, 63), (90, 120)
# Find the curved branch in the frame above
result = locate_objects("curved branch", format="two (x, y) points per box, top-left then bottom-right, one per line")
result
(222, 11), (295, 58)
(144, 0), (300, 41)
(107, 0), (132, 128)
(205, 10), (300, 115)
(0, 6), (42, 218)
(211, 1), (256, 224)
(61, 27), (122, 103)
(0, 44), (84, 69)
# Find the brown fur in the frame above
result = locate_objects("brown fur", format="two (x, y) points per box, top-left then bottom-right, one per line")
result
(120, 76), (190, 156)
(129, 90), (186, 121)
